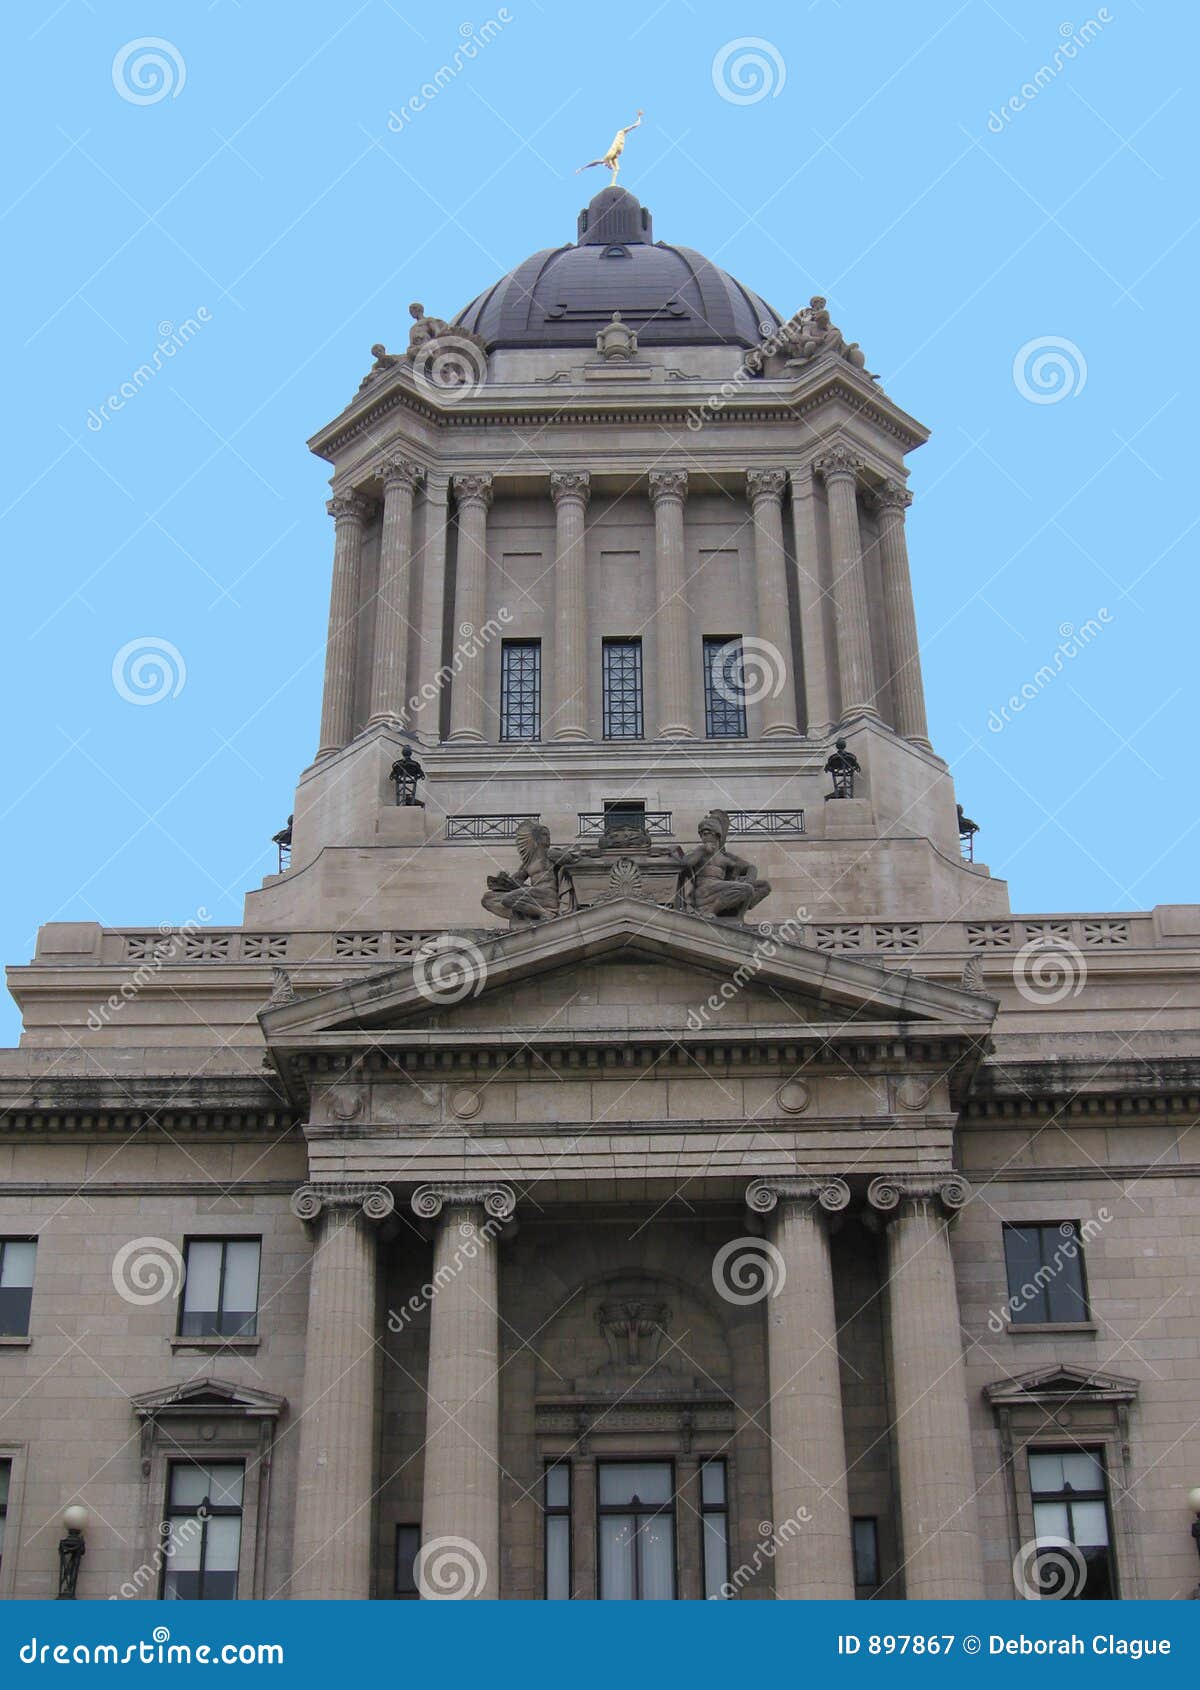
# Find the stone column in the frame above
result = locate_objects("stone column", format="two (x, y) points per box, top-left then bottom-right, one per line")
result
(874, 480), (931, 748)
(815, 446), (877, 721)
(447, 473), (493, 743)
(550, 471), (591, 740)
(412, 1183), (515, 1599)
(867, 1175), (984, 1599)
(411, 473), (450, 744)
(789, 464), (834, 738)
(288, 1183), (394, 1599)
(648, 470), (694, 738)
(317, 491), (371, 756)
(745, 1177), (855, 1600)
(746, 468), (799, 737)
(367, 456), (424, 728)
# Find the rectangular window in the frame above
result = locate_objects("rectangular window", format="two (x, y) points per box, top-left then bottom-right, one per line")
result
(699, 1459), (730, 1599)
(852, 1516), (881, 1591)
(0, 1239), (36, 1338)
(1002, 1222), (1089, 1325)
(602, 638), (644, 739)
(597, 1461), (675, 1600)
(544, 1464), (571, 1600)
(179, 1239), (261, 1338)
(499, 639), (541, 742)
(1028, 1449), (1115, 1599)
(703, 637), (748, 739)
(162, 1462), (244, 1600)
(395, 1524), (420, 1599)
(0, 1459), (9, 1572)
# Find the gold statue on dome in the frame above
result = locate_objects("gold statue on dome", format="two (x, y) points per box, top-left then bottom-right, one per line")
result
(575, 110), (644, 185)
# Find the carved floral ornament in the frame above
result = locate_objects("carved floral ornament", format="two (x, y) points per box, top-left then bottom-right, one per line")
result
(813, 444), (866, 485)
(648, 468), (688, 505)
(746, 467), (788, 506)
(381, 455), (425, 492)
(550, 470), (591, 506)
(452, 472), (494, 510)
(326, 491), (372, 525)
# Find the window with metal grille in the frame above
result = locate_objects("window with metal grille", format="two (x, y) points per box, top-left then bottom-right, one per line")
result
(500, 640), (541, 742)
(161, 1462), (244, 1600)
(602, 638), (643, 739)
(703, 637), (748, 738)
(178, 1238), (261, 1338)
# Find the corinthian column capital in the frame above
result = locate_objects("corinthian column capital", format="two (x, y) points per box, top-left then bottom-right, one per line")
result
(867, 1174), (970, 1219)
(814, 444), (866, 486)
(746, 467), (788, 507)
(648, 468), (688, 506)
(550, 469), (591, 507)
(746, 1176), (851, 1216)
(411, 1182), (517, 1223)
(290, 1182), (395, 1223)
(381, 454), (425, 492)
(326, 490), (372, 525)
(875, 476), (913, 512)
(452, 472), (494, 510)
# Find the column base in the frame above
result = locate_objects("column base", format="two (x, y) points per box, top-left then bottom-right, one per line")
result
(760, 722), (801, 738)
(446, 729), (486, 744)
(551, 727), (590, 742)
(905, 734), (935, 752)
(366, 711), (405, 731)
(656, 724), (696, 740)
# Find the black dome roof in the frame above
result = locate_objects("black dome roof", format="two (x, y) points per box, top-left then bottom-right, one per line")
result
(454, 186), (781, 352)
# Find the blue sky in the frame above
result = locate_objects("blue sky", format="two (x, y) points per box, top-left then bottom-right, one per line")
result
(2, 0), (1196, 1043)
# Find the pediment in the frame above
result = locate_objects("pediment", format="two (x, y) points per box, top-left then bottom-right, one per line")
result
(132, 1378), (286, 1419)
(984, 1364), (1140, 1408)
(261, 898), (997, 1047)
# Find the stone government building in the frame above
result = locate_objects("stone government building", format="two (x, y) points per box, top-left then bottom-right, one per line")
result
(2, 183), (1198, 1602)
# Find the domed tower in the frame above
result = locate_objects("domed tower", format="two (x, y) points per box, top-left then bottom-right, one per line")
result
(257, 184), (1007, 932)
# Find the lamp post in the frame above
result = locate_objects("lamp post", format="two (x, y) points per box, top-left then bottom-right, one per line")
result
(57, 1505), (88, 1599)
(1189, 1487), (1200, 1575)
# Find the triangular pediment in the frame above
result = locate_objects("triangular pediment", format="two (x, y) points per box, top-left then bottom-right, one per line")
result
(132, 1378), (286, 1419)
(262, 898), (996, 1047)
(984, 1364), (1140, 1407)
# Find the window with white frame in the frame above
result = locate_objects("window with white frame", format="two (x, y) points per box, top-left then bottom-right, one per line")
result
(178, 1239), (260, 1338)
(1028, 1449), (1115, 1599)
(0, 1240), (36, 1338)
(162, 1462), (244, 1599)
(597, 1461), (675, 1600)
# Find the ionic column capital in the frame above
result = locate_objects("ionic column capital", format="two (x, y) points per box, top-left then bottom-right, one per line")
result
(814, 445), (866, 487)
(411, 1182), (516, 1224)
(867, 1174), (970, 1219)
(452, 472), (493, 510)
(746, 467), (788, 507)
(550, 469), (591, 507)
(746, 1176), (852, 1216)
(874, 477), (913, 513)
(648, 468), (688, 506)
(381, 454), (425, 492)
(326, 490), (372, 525)
(290, 1182), (395, 1223)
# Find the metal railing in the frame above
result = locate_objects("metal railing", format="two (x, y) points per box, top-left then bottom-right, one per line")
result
(578, 812), (673, 838)
(726, 809), (805, 837)
(444, 813), (539, 841)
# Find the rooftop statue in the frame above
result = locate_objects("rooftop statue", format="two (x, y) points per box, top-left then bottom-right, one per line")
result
(481, 820), (582, 925)
(824, 738), (861, 800)
(672, 810), (771, 921)
(575, 109), (644, 185)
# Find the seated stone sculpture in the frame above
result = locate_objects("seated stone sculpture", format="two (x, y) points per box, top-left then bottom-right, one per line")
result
(481, 820), (580, 925)
(673, 810), (771, 921)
